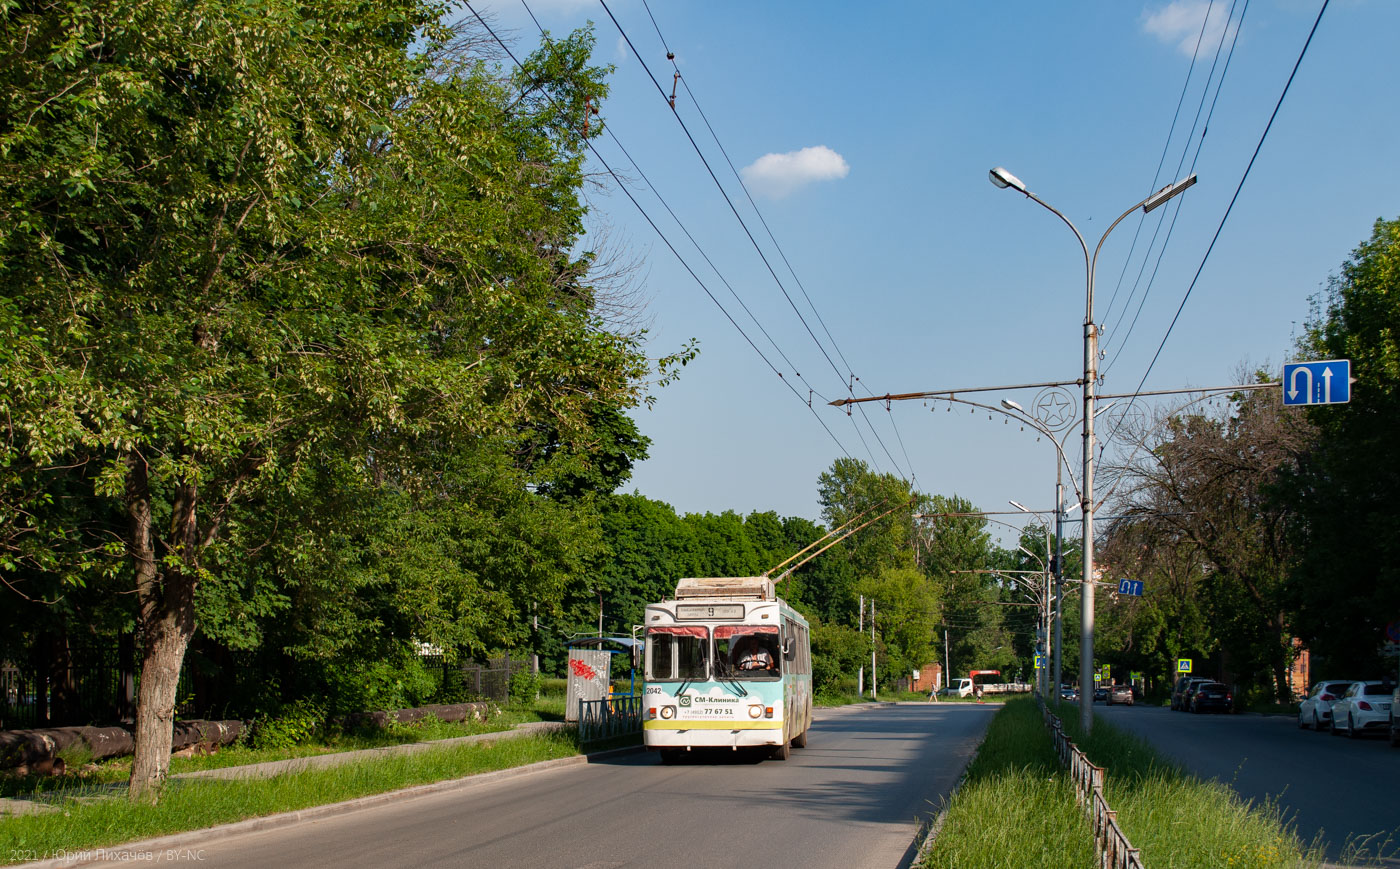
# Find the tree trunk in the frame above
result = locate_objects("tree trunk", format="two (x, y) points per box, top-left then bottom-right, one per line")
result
(126, 454), (200, 804)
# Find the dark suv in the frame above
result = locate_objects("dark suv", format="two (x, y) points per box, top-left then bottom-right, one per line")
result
(1188, 681), (1233, 713)
(1171, 676), (1210, 711)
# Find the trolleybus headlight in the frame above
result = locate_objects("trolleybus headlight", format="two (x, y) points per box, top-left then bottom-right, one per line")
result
(748, 704), (763, 719)
(660, 706), (676, 720)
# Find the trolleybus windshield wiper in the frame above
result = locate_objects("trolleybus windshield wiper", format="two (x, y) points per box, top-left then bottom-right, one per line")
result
(716, 669), (748, 697)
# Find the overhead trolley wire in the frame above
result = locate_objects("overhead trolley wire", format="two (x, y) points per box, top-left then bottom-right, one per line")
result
(626, 0), (924, 487)
(597, 0), (848, 389)
(476, 3), (858, 460)
(1101, 0), (1250, 381)
(1104, 0), (1330, 450)
(1100, 0), (1223, 331)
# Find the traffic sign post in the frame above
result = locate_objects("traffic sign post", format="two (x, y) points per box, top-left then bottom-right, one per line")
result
(1283, 360), (1351, 406)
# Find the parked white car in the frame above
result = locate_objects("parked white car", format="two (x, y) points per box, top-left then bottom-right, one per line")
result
(1298, 680), (1354, 731)
(1330, 681), (1394, 738)
(1391, 686), (1400, 747)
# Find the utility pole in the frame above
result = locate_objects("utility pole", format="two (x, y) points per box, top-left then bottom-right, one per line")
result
(870, 599), (878, 701)
(945, 626), (951, 696)
(857, 595), (865, 697)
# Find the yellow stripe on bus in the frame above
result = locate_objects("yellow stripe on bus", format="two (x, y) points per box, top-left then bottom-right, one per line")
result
(643, 720), (782, 731)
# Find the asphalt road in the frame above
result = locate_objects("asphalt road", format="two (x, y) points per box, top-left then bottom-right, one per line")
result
(180, 703), (996, 869)
(1093, 702), (1400, 864)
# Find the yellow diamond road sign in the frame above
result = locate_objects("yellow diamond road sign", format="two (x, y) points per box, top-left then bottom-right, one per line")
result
(1177, 658), (1192, 673)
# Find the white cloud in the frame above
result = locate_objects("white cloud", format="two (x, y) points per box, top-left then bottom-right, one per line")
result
(740, 145), (849, 199)
(1142, 1), (1237, 58)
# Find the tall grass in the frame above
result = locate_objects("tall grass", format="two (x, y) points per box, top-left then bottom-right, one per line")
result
(0, 733), (581, 863)
(925, 698), (1324, 869)
(1054, 701), (1324, 869)
(923, 697), (1096, 869)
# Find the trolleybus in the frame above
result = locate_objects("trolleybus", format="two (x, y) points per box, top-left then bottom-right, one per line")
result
(642, 576), (812, 762)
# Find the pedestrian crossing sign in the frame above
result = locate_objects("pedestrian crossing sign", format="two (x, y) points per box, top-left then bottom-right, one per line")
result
(1176, 658), (1192, 673)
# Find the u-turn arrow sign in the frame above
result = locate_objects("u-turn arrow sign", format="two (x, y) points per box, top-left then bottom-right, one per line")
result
(1282, 360), (1351, 406)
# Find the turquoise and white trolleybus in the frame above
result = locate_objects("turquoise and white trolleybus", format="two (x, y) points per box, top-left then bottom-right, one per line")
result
(643, 576), (812, 762)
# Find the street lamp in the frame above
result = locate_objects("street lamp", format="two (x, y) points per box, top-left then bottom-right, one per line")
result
(1017, 536), (1052, 697)
(990, 167), (1197, 733)
(1001, 401), (1073, 701)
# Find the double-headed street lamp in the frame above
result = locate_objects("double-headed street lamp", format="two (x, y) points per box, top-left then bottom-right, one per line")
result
(990, 166), (1197, 733)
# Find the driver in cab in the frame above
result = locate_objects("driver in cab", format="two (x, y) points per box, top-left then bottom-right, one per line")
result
(734, 635), (775, 673)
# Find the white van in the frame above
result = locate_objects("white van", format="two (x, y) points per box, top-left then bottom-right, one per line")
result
(940, 677), (974, 698)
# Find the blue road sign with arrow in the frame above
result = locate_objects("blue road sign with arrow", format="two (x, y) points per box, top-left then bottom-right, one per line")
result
(1117, 578), (1144, 597)
(1283, 360), (1350, 406)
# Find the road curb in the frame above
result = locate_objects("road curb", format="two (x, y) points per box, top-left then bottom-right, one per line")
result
(16, 745), (643, 868)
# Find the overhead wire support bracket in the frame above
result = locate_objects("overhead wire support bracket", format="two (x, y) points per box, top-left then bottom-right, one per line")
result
(828, 378), (1084, 408)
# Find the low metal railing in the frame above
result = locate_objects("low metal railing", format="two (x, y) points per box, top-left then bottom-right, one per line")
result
(1038, 697), (1146, 869)
(577, 695), (642, 743)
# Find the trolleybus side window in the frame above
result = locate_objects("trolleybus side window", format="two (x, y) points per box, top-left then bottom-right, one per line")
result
(646, 626), (709, 681)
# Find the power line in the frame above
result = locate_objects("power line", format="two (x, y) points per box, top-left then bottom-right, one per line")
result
(1100, 0), (1223, 330)
(1101, 0), (1250, 380)
(626, 1), (921, 487)
(1108, 0), (1330, 448)
(474, 2), (858, 460)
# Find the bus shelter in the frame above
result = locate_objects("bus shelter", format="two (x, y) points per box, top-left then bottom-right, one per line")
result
(565, 636), (642, 731)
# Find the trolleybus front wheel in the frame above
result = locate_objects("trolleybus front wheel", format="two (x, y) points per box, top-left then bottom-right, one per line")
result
(792, 729), (808, 748)
(771, 739), (791, 761)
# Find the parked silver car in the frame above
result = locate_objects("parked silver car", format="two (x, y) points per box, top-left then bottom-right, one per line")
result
(1298, 680), (1354, 731)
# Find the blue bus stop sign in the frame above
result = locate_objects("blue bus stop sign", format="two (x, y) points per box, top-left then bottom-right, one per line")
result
(1283, 360), (1350, 406)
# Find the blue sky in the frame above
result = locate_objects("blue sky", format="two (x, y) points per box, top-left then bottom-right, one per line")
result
(473, 1), (1399, 537)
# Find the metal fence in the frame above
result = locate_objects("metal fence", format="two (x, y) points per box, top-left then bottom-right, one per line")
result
(1038, 698), (1146, 869)
(577, 695), (642, 743)
(445, 655), (530, 703)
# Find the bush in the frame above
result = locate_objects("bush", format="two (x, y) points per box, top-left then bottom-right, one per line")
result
(811, 622), (868, 694)
(250, 698), (328, 750)
(509, 669), (542, 705)
(318, 654), (441, 715)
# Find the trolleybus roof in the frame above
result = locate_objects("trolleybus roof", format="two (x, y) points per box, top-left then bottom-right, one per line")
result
(674, 576), (776, 601)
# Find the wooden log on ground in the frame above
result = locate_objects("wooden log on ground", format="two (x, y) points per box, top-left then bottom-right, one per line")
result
(342, 701), (497, 730)
(0, 719), (243, 769)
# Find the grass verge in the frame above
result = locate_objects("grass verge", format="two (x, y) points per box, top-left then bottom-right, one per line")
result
(1050, 699), (1324, 869)
(922, 697), (1096, 869)
(3, 700), (566, 800)
(0, 731), (592, 864)
(925, 697), (1326, 869)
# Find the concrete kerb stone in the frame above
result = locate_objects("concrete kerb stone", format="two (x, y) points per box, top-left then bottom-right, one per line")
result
(17, 743), (643, 869)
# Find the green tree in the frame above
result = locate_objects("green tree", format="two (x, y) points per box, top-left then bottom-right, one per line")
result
(1101, 386), (1313, 701)
(1285, 218), (1400, 675)
(0, 3), (650, 799)
(859, 566), (941, 678)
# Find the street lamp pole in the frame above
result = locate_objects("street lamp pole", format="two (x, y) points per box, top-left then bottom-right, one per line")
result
(990, 167), (1196, 733)
(1003, 400), (1075, 700)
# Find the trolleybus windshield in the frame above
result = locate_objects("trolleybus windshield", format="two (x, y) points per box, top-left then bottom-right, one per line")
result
(714, 625), (781, 680)
(645, 626), (710, 681)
